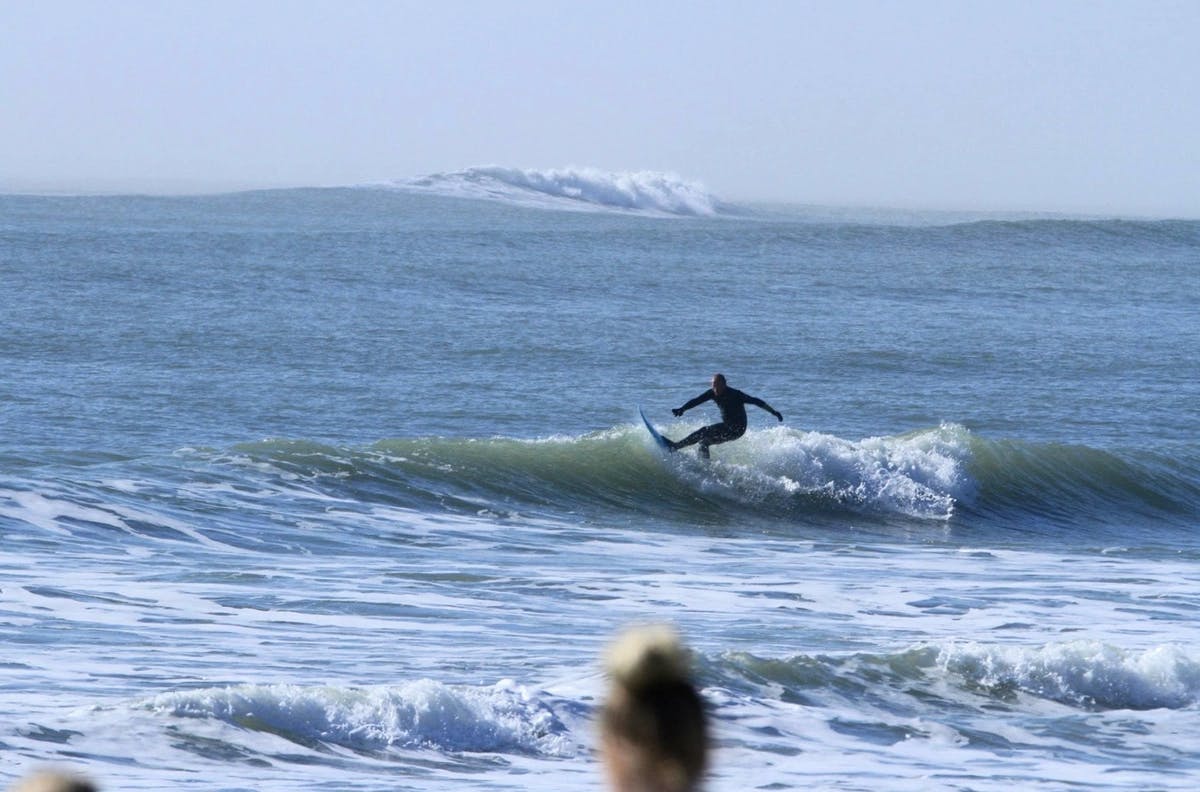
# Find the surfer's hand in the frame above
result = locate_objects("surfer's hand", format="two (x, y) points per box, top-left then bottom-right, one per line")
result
(672, 408), (683, 417)
(774, 411), (783, 422)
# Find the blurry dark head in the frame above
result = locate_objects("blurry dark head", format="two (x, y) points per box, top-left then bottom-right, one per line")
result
(9, 769), (98, 792)
(600, 625), (708, 792)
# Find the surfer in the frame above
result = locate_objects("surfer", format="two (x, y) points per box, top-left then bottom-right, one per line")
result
(665, 374), (782, 458)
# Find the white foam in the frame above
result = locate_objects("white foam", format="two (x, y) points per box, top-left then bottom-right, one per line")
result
(143, 680), (577, 756)
(1, 486), (225, 548)
(937, 640), (1200, 710)
(389, 166), (722, 216)
(677, 423), (975, 520)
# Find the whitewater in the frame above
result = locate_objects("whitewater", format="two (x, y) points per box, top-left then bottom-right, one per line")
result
(390, 166), (726, 216)
(2, 171), (1199, 791)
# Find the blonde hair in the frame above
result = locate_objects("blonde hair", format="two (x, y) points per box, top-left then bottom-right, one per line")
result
(601, 625), (708, 792)
(8, 770), (97, 792)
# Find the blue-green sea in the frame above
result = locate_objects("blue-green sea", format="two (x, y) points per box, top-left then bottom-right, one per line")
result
(2, 170), (1199, 790)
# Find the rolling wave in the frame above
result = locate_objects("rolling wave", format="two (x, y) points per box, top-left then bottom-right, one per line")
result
(389, 166), (726, 217)
(210, 423), (1200, 535)
(218, 423), (974, 525)
(713, 640), (1200, 712)
(131, 640), (1199, 773)
(4, 426), (1196, 548)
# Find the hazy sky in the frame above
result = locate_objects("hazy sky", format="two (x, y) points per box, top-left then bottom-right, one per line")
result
(3, 1), (1197, 215)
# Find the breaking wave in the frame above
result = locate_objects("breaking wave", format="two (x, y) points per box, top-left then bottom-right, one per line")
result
(211, 422), (977, 525)
(5, 424), (1197, 549)
(715, 640), (1200, 712)
(390, 166), (726, 216)
(142, 679), (577, 757)
(208, 422), (1198, 530)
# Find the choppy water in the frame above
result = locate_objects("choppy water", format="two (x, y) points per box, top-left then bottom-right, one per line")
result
(2, 174), (1199, 790)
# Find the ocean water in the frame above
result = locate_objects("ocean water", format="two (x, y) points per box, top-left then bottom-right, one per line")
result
(2, 169), (1199, 791)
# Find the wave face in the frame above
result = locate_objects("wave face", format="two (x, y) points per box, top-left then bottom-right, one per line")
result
(206, 424), (974, 530)
(391, 166), (724, 216)
(961, 435), (1200, 531)
(6, 425), (1192, 554)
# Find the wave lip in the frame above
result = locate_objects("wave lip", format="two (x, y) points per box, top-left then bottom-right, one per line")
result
(391, 166), (724, 216)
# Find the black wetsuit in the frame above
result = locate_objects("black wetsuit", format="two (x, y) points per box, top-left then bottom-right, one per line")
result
(671, 387), (780, 458)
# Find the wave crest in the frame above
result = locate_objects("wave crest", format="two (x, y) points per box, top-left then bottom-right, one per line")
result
(393, 166), (723, 216)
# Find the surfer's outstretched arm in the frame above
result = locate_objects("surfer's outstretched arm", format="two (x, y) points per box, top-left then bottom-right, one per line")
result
(745, 395), (783, 422)
(673, 390), (712, 417)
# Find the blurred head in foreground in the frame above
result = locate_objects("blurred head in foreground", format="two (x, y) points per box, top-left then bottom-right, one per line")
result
(8, 769), (97, 792)
(600, 625), (708, 792)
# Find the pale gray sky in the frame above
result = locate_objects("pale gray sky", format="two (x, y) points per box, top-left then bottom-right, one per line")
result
(3, 0), (1197, 216)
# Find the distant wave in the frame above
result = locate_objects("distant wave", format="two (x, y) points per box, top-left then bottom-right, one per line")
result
(388, 166), (726, 217)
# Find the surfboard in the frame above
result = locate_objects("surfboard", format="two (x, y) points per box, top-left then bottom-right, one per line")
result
(638, 406), (674, 452)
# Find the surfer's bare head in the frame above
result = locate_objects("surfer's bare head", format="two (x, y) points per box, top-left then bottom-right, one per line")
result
(711, 373), (727, 395)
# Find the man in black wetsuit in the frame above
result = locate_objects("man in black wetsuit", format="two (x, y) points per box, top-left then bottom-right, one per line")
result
(665, 373), (783, 458)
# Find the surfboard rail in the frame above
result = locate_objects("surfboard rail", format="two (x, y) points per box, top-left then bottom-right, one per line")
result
(638, 405), (674, 451)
